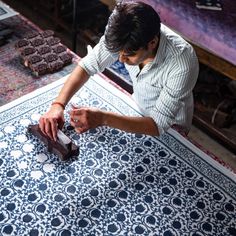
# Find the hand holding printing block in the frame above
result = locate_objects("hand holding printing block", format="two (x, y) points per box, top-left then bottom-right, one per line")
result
(39, 102), (65, 141)
(28, 124), (79, 161)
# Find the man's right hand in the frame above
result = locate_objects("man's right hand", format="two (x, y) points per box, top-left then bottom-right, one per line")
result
(39, 104), (65, 141)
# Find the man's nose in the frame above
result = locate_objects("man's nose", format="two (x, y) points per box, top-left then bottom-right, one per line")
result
(119, 53), (127, 63)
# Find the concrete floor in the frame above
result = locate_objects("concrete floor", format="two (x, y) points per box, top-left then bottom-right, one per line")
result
(3, 0), (236, 171)
(188, 126), (236, 170)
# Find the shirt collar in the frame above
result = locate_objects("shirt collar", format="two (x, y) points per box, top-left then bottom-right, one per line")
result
(152, 25), (167, 66)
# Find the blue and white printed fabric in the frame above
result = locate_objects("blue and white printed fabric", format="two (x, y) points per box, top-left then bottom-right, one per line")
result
(109, 61), (132, 85)
(0, 74), (235, 236)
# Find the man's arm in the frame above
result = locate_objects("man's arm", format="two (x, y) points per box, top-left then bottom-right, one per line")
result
(70, 107), (160, 136)
(39, 65), (89, 141)
(39, 35), (117, 140)
(54, 65), (89, 105)
(103, 111), (159, 136)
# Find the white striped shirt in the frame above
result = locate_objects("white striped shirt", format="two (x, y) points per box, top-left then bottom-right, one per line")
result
(79, 24), (199, 135)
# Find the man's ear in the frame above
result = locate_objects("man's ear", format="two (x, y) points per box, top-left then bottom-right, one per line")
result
(148, 36), (159, 50)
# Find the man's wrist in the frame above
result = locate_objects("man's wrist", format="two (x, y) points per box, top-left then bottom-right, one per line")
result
(51, 102), (65, 110)
(101, 111), (108, 126)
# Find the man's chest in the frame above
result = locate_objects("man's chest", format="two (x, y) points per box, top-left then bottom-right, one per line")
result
(127, 63), (167, 88)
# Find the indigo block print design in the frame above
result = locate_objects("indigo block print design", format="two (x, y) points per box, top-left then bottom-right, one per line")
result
(0, 76), (235, 235)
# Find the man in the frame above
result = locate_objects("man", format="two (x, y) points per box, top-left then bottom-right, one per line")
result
(39, 1), (199, 141)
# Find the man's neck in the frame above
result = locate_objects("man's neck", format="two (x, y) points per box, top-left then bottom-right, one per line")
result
(139, 43), (159, 69)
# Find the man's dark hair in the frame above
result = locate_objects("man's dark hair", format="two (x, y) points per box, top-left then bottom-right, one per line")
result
(104, 1), (161, 54)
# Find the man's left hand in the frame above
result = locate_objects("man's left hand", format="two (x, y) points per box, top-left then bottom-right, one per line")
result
(70, 106), (104, 133)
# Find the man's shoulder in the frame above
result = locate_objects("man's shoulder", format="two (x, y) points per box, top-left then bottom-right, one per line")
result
(161, 24), (194, 56)
(161, 24), (189, 45)
(161, 24), (185, 41)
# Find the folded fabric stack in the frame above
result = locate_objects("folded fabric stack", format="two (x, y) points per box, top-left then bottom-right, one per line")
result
(15, 30), (73, 76)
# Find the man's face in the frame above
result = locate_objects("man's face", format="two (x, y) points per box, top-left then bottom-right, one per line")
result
(118, 48), (151, 65)
(118, 37), (158, 66)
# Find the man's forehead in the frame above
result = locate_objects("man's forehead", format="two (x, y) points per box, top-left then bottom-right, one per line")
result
(120, 49), (142, 56)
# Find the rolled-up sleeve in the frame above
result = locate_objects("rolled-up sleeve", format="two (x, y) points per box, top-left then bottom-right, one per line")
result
(79, 36), (118, 76)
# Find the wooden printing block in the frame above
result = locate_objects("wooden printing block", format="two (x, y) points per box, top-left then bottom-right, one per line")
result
(20, 46), (37, 67)
(15, 39), (29, 51)
(21, 46), (36, 57)
(41, 30), (54, 38)
(31, 38), (45, 47)
(52, 44), (67, 54)
(44, 53), (58, 63)
(48, 60), (64, 72)
(46, 37), (60, 46)
(37, 45), (51, 55)
(15, 30), (73, 75)
(30, 62), (48, 76)
(26, 31), (40, 40)
(28, 54), (43, 67)
(28, 124), (79, 161)
(59, 52), (73, 65)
